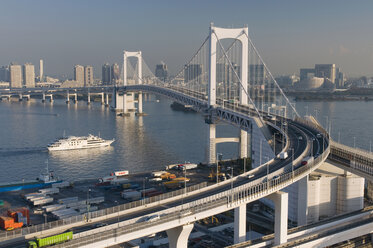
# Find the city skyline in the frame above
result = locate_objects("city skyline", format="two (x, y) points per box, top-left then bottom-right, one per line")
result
(0, 0), (372, 78)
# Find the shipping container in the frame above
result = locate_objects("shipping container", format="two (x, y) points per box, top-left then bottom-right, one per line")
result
(121, 191), (141, 201)
(42, 204), (66, 212)
(33, 197), (53, 206)
(0, 216), (14, 229)
(39, 187), (59, 195)
(27, 231), (73, 248)
(24, 193), (46, 200)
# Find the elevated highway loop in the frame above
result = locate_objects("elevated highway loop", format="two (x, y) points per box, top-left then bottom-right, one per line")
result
(47, 120), (328, 247)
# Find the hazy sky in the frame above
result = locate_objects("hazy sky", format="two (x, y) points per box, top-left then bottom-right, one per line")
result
(1, 0), (372, 78)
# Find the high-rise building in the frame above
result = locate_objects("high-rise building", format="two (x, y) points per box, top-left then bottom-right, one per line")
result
(315, 64), (336, 83)
(155, 62), (168, 82)
(23, 63), (35, 88)
(84, 66), (94, 86)
(300, 68), (315, 81)
(111, 63), (120, 84)
(184, 64), (203, 82)
(0, 66), (9, 82)
(102, 63), (111, 85)
(39, 59), (44, 82)
(74, 65), (84, 85)
(249, 64), (266, 85)
(9, 64), (22, 88)
(335, 67), (345, 88)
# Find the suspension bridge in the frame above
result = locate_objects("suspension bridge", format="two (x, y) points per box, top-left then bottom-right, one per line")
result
(0, 24), (372, 248)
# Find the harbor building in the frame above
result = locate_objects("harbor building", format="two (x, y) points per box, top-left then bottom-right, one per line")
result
(9, 64), (22, 88)
(84, 65), (94, 86)
(155, 62), (168, 82)
(74, 65), (84, 86)
(23, 63), (35, 88)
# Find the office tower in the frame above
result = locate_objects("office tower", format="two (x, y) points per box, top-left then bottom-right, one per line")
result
(102, 63), (111, 84)
(39, 59), (44, 82)
(184, 64), (203, 82)
(74, 65), (84, 85)
(0, 66), (10, 82)
(111, 63), (120, 84)
(250, 64), (266, 85)
(315, 64), (336, 83)
(23, 63), (35, 88)
(300, 68), (315, 81)
(84, 66), (94, 86)
(9, 64), (22, 88)
(155, 62), (168, 82)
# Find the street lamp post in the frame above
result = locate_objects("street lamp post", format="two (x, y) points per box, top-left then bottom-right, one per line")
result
(115, 200), (119, 228)
(266, 156), (269, 189)
(291, 148), (294, 178)
(86, 188), (91, 222)
(216, 153), (222, 184)
(230, 167), (234, 204)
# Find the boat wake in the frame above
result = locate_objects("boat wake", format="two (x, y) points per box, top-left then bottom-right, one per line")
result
(0, 147), (47, 156)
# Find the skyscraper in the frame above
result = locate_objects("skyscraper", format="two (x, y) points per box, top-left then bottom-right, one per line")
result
(111, 63), (120, 84)
(74, 65), (84, 85)
(250, 64), (266, 85)
(23, 63), (35, 88)
(84, 66), (94, 86)
(0, 66), (9, 82)
(315, 64), (336, 83)
(184, 64), (202, 82)
(39, 59), (44, 82)
(102, 63), (111, 85)
(9, 64), (22, 88)
(155, 62), (168, 82)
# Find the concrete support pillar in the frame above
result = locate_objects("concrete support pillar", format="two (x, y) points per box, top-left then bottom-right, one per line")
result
(49, 94), (54, 103)
(297, 176), (308, 226)
(26, 95), (30, 101)
(19, 94), (22, 101)
(268, 191), (288, 245)
(239, 130), (248, 158)
(105, 93), (109, 106)
(42, 93), (46, 103)
(101, 93), (105, 105)
(66, 91), (70, 104)
(138, 91), (143, 113)
(207, 124), (216, 164)
(166, 223), (194, 248)
(87, 92), (91, 105)
(234, 204), (247, 244)
(74, 94), (77, 103)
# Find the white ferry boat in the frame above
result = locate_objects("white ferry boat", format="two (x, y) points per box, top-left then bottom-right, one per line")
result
(47, 134), (115, 151)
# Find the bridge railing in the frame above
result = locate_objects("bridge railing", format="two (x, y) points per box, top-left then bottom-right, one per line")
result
(0, 182), (207, 242)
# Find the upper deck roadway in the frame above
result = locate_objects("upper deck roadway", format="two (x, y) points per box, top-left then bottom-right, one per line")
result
(0, 85), (330, 247)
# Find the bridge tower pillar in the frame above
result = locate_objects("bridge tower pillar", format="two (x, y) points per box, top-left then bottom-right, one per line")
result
(87, 92), (91, 105)
(208, 23), (248, 108)
(207, 124), (216, 164)
(105, 93), (109, 106)
(268, 191), (288, 245)
(239, 130), (248, 158)
(234, 204), (247, 244)
(66, 91), (70, 104)
(138, 91), (143, 114)
(42, 92), (46, 103)
(101, 92), (105, 105)
(166, 223), (194, 248)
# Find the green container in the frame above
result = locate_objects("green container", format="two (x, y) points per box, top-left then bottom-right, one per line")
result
(36, 231), (73, 247)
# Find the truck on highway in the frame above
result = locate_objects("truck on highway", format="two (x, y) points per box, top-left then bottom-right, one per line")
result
(278, 151), (288, 160)
(27, 231), (73, 248)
